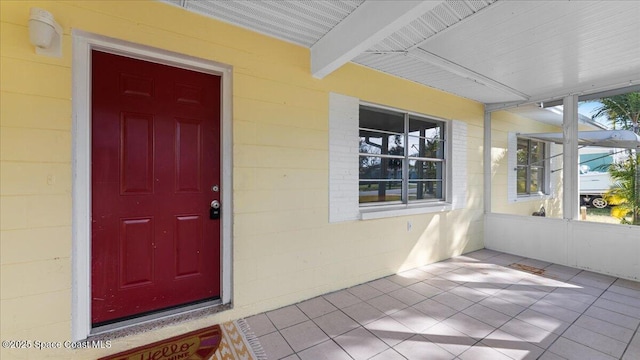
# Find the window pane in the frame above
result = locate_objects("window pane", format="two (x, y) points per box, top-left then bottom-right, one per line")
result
(408, 117), (443, 140)
(360, 106), (404, 133)
(408, 180), (443, 200)
(359, 156), (403, 180)
(359, 131), (404, 155)
(517, 166), (527, 194)
(358, 105), (448, 206)
(516, 137), (547, 196)
(517, 139), (528, 165)
(359, 181), (403, 203)
(409, 160), (443, 180)
(530, 167), (544, 193)
(408, 137), (444, 159)
(530, 141), (544, 165)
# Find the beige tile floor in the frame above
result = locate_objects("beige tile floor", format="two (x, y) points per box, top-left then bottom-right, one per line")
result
(246, 249), (640, 360)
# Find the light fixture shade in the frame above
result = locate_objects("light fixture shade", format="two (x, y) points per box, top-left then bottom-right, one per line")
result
(28, 8), (62, 57)
(29, 18), (55, 48)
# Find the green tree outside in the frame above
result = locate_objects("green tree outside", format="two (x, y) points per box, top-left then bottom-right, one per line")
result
(593, 92), (640, 225)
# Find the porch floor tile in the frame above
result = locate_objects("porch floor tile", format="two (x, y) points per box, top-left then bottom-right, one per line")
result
(249, 250), (640, 359)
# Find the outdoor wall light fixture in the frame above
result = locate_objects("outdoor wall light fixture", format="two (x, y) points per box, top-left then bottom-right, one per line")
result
(29, 8), (62, 57)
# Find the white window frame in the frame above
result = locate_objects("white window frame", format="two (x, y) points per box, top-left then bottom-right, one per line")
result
(508, 132), (555, 203)
(358, 102), (448, 206)
(329, 93), (466, 222)
(516, 138), (548, 196)
(71, 30), (233, 340)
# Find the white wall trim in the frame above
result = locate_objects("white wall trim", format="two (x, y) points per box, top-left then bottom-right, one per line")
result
(450, 120), (467, 210)
(361, 203), (453, 220)
(328, 92), (360, 223)
(71, 30), (233, 340)
(507, 132), (518, 203)
(483, 110), (492, 213)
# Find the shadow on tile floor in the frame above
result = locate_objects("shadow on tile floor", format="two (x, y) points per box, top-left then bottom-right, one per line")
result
(246, 250), (640, 360)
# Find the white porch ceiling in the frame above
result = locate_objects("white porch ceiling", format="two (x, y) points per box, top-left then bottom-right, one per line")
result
(507, 103), (605, 129)
(161, 0), (640, 107)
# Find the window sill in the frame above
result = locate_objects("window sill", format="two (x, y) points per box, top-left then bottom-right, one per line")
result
(360, 203), (452, 220)
(513, 193), (551, 203)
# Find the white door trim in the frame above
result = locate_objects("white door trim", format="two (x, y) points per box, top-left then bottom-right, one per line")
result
(71, 30), (233, 340)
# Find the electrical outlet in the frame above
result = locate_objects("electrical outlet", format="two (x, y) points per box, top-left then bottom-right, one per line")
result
(407, 221), (412, 231)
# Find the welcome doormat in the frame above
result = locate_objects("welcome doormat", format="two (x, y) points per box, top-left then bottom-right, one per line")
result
(508, 263), (546, 276)
(99, 319), (266, 360)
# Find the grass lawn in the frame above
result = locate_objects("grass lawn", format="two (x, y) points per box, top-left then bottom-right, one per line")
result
(584, 207), (631, 224)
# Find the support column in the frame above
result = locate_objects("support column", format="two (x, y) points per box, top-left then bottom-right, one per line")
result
(562, 95), (579, 220)
(483, 109), (492, 214)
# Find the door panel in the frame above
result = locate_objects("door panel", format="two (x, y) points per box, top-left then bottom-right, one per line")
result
(119, 218), (154, 287)
(91, 50), (221, 325)
(175, 119), (202, 192)
(175, 215), (203, 277)
(120, 113), (154, 194)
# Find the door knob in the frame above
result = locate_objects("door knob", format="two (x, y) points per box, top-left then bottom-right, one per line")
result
(210, 200), (221, 219)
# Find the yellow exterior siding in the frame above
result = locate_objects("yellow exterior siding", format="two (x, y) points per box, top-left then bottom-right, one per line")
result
(0, 1), (519, 358)
(490, 110), (562, 216)
(490, 110), (601, 218)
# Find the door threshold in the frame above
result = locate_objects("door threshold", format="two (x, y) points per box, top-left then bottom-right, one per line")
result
(88, 300), (231, 341)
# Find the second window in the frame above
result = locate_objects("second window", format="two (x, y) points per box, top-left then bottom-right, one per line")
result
(516, 138), (547, 196)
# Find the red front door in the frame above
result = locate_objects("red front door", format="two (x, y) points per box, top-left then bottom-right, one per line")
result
(91, 50), (221, 325)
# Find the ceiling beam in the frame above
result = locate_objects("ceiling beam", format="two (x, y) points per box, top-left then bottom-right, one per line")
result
(486, 80), (640, 111)
(407, 48), (530, 100)
(311, 0), (441, 79)
(541, 84), (640, 108)
(484, 101), (528, 112)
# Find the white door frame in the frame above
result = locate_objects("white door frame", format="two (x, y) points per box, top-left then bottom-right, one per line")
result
(71, 30), (233, 340)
